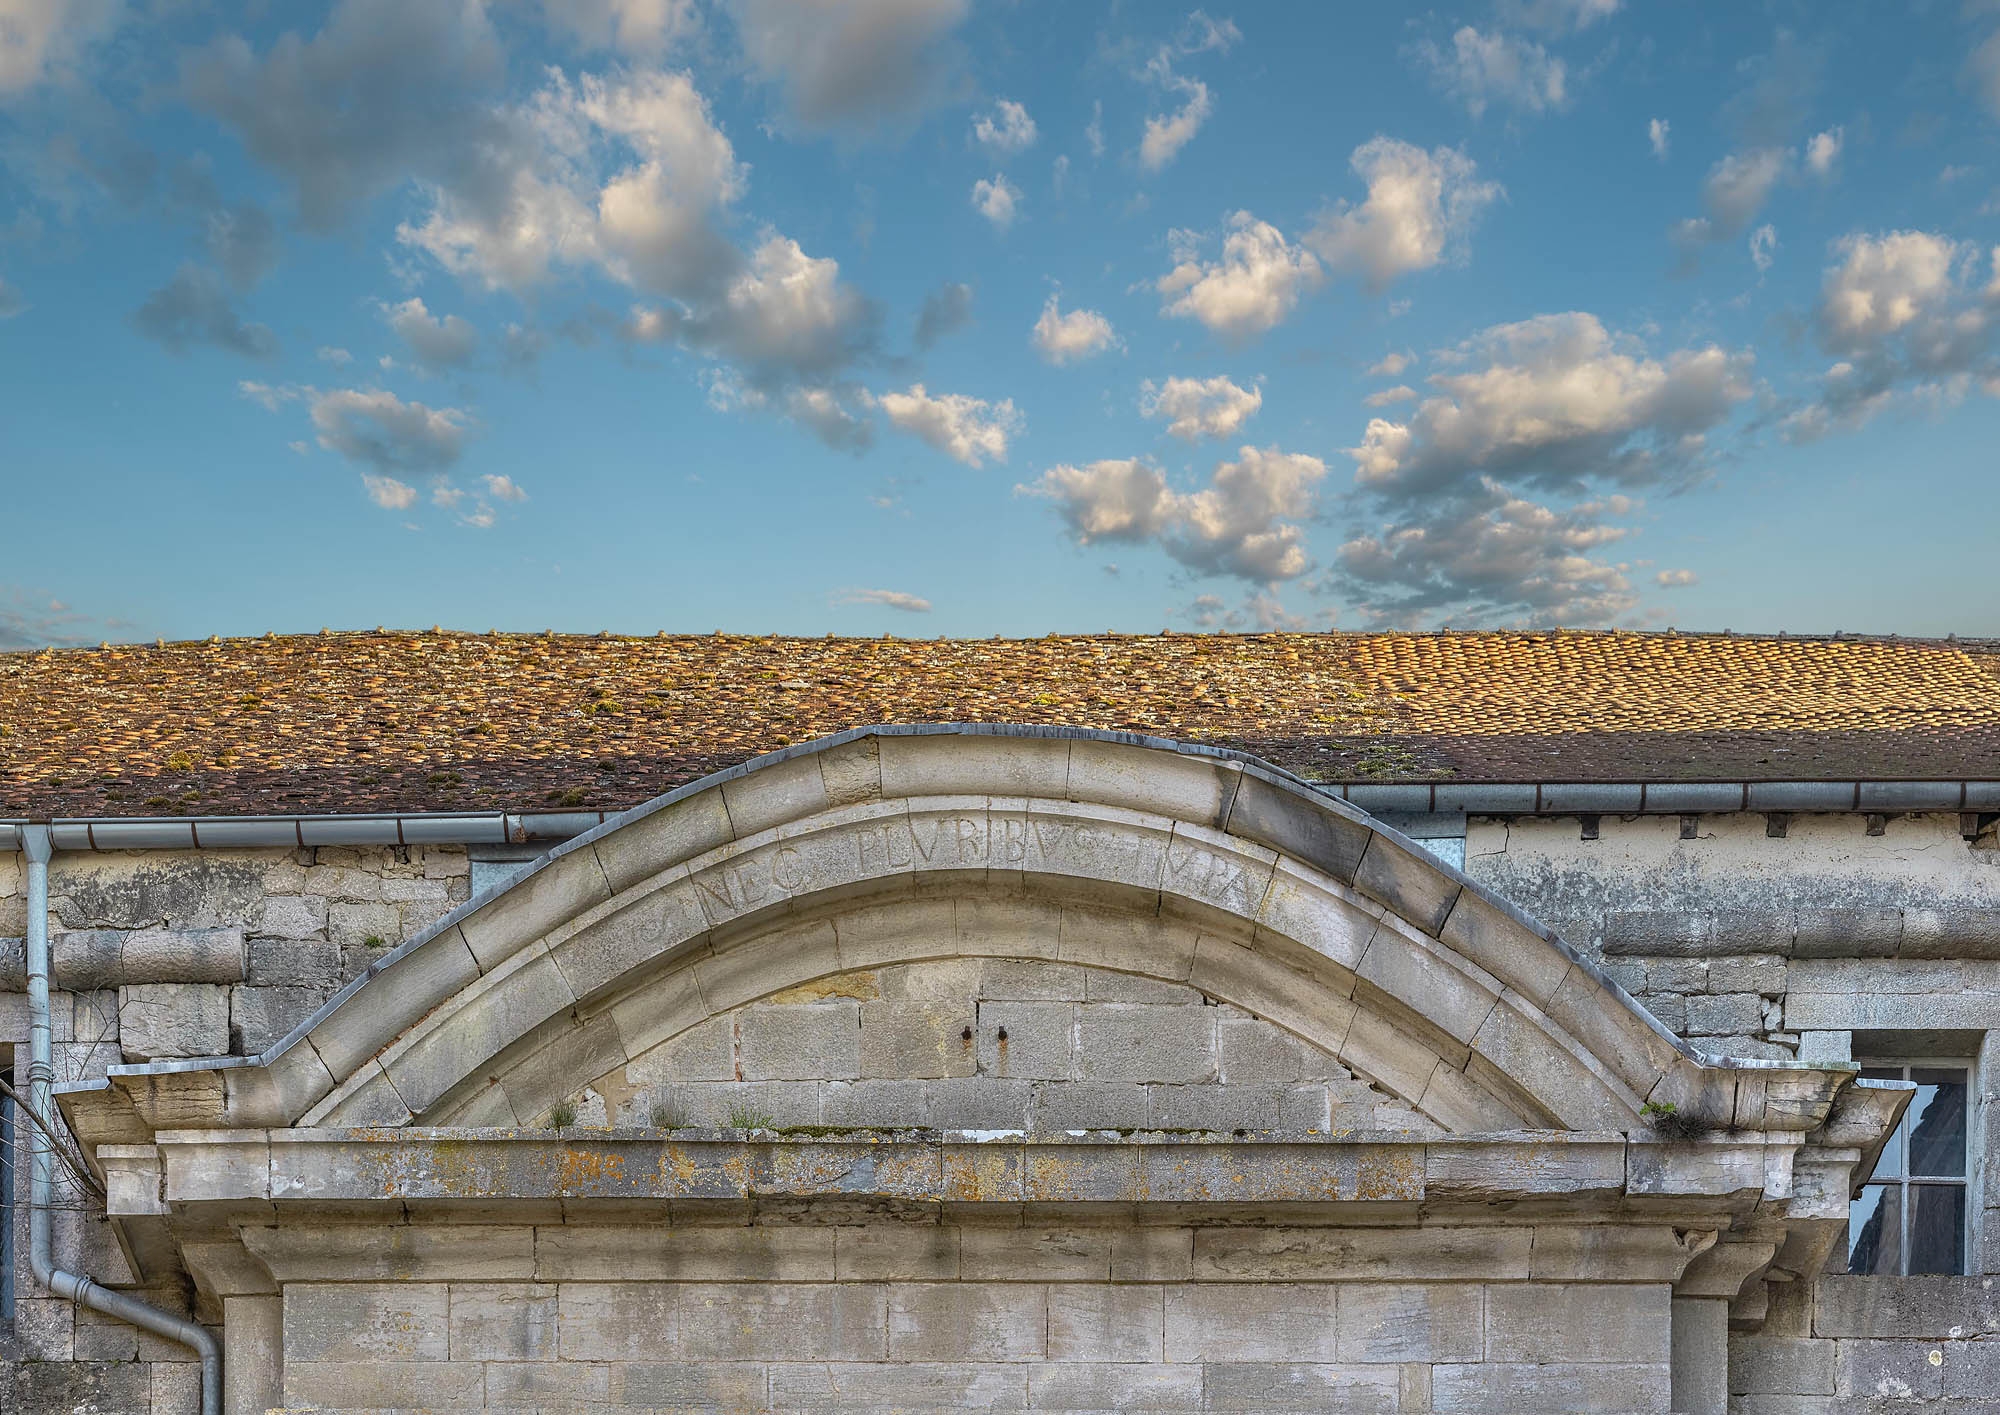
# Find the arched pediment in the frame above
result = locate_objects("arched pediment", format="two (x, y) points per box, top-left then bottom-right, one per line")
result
(78, 727), (1856, 1141)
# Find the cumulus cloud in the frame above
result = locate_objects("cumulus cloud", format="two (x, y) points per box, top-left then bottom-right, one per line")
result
(914, 280), (973, 348)
(1655, 568), (1697, 587)
(1364, 385), (1417, 407)
(310, 387), (469, 472)
(1368, 351), (1414, 377)
(0, 0), (121, 94)
(1139, 375), (1262, 440)
(970, 174), (1021, 229)
(1333, 483), (1639, 627)
(1782, 230), (2000, 440)
(482, 473), (528, 502)
(539, 0), (697, 56)
(973, 99), (1037, 155)
(391, 65), (878, 441)
(870, 383), (1022, 466)
(1348, 313), (1753, 502)
(1031, 295), (1119, 364)
(834, 587), (932, 612)
(132, 264), (277, 358)
(1305, 138), (1502, 292)
(731, 0), (969, 130)
(1157, 212), (1324, 344)
(1023, 445), (1329, 583)
(362, 473), (417, 509)
(1805, 126), (1843, 179)
(183, 0), (509, 233)
(1418, 28), (1567, 119)
(1649, 117), (1669, 159)
(382, 297), (477, 370)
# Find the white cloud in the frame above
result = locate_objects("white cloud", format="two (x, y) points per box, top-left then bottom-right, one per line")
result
(1335, 484), (1639, 627)
(1364, 385), (1417, 407)
(1139, 375), (1263, 440)
(1024, 444), (1329, 583)
(236, 380), (301, 413)
(1140, 76), (1213, 172)
(310, 388), (470, 471)
(1419, 27), (1567, 119)
(1347, 312), (1755, 501)
(1655, 568), (1698, 587)
(482, 473), (528, 502)
(1305, 137), (1502, 292)
(731, 0), (970, 129)
(382, 296), (477, 369)
(1368, 351), (1414, 377)
(539, 0), (697, 56)
(1805, 126), (1843, 179)
(317, 345), (352, 366)
(1085, 99), (1104, 158)
(0, 0), (121, 94)
(1136, 14), (1238, 172)
(1649, 117), (1669, 160)
(1157, 212), (1324, 344)
(834, 587), (932, 612)
(971, 174), (1022, 229)
(871, 383), (1022, 466)
(1750, 224), (1778, 273)
(361, 473), (418, 510)
(973, 99), (1037, 155)
(1817, 230), (1963, 348)
(1032, 295), (1119, 364)
(1782, 230), (2000, 440)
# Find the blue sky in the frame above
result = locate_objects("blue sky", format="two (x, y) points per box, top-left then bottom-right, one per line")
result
(4, 0), (2000, 645)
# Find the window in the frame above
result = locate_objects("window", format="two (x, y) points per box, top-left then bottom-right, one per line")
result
(1848, 1060), (1973, 1276)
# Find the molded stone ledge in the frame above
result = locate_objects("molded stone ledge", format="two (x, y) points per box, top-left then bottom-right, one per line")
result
(127, 1126), (1794, 1215)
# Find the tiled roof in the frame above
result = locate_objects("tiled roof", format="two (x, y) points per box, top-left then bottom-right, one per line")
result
(4, 629), (2000, 818)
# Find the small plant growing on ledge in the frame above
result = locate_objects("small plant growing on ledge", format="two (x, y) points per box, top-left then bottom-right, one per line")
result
(363, 935), (389, 950)
(726, 1103), (775, 1130)
(648, 1101), (684, 1130)
(1640, 1099), (1707, 1141)
(546, 1099), (578, 1129)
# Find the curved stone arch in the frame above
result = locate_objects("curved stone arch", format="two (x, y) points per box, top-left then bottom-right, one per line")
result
(86, 727), (1852, 1140)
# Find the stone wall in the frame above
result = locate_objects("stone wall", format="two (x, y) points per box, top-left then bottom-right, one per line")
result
(0, 844), (471, 1411)
(1464, 810), (2000, 1415)
(565, 955), (1434, 1137)
(267, 1247), (1672, 1412)
(5, 810), (2000, 1410)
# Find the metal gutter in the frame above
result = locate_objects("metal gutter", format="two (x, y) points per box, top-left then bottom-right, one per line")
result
(0, 810), (610, 853)
(21, 826), (221, 1413)
(5, 780), (1998, 853)
(1326, 779), (2000, 816)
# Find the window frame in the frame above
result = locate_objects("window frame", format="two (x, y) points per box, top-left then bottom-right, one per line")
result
(1849, 1055), (1980, 1277)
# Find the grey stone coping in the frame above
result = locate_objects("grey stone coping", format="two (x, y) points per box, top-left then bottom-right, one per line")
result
(105, 1125), (1800, 1213)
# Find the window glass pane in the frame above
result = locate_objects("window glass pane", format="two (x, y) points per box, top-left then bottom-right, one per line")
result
(1909, 1184), (1966, 1275)
(1907, 1070), (1967, 1177)
(1868, 1113), (1905, 1179)
(1849, 1184), (1902, 1275)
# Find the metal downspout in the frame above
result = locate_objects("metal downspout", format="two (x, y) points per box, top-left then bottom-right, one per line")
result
(22, 826), (221, 1414)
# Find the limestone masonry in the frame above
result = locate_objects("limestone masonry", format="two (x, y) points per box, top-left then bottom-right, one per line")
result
(4, 633), (2000, 1413)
